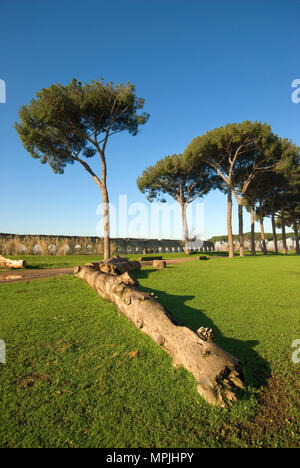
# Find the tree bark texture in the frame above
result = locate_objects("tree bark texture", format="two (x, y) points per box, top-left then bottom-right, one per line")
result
(153, 260), (166, 269)
(181, 202), (190, 255)
(238, 202), (244, 257)
(250, 205), (256, 256)
(74, 266), (244, 407)
(281, 207), (288, 255)
(86, 256), (141, 275)
(259, 203), (267, 254)
(227, 187), (234, 258)
(293, 219), (299, 254)
(271, 203), (278, 255)
(0, 255), (27, 269)
(101, 187), (111, 261)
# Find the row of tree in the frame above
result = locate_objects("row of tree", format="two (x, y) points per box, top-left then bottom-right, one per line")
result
(15, 78), (299, 259)
(137, 121), (300, 257)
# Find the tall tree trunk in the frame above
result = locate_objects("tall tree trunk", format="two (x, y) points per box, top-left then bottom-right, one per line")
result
(293, 218), (299, 254)
(227, 186), (234, 258)
(102, 186), (110, 260)
(271, 199), (278, 255)
(251, 205), (256, 256)
(281, 206), (287, 255)
(259, 202), (267, 254)
(238, 202), (244, 257)
(181, 202), (190, 254)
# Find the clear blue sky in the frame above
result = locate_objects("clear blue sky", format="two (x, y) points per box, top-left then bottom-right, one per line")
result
(0, 0), (299, 239)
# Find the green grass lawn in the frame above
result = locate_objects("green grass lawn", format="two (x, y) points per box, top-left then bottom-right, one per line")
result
(0, 256), (299, 447)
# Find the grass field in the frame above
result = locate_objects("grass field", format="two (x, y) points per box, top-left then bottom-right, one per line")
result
(0, 256), (299, 447)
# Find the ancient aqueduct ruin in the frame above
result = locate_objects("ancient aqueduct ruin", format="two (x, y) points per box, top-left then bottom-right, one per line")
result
(0, 233), (297, 256)
(0, 233), (214, 256)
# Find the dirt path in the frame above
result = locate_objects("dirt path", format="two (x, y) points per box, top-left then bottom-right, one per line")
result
(0, 256), (209, 284)
(0, 267), (74, 284)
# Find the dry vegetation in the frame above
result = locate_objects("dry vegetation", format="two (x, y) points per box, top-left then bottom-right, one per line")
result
(0, 235), (109, 257)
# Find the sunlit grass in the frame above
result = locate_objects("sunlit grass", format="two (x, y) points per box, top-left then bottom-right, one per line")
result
(0, 255), (299, 447)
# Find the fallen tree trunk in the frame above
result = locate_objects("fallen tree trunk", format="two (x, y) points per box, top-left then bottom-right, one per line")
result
(86, 256), (141, 275)
(0, 255), (27, 269)
(74, 266), (244, 407)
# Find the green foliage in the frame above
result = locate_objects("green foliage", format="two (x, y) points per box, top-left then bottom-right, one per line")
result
(184, 120), (280, 185)
(276, 138), (300, 175)
(247, 138), (300, 218)
(137, 153), (217, 203)
(184, 122), (299, 255)
(15, 78), (149, 174)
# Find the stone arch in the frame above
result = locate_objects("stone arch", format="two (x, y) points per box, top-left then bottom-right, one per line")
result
(18, 244), (28, 254)
(48, 244), (57, 255)
(60, 244), (70, 255)
(33, 244), (42, 255)
(86, 244), (93, 254)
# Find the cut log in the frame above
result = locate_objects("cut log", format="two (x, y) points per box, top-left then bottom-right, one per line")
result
(139, 256), (163, 261)
(100, 260), (141, 275)
(153, 260), (166, 269)
(85, 262), (102, 270)
(86, 256), (140, 275)
(0, 255), (27, 269)
(74, 266), (244, 407)
(105, 256), (129, 263)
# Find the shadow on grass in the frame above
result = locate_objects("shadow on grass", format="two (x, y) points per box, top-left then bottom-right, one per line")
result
(133, 268), (271, 392)
(24, 262), (74, 270)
